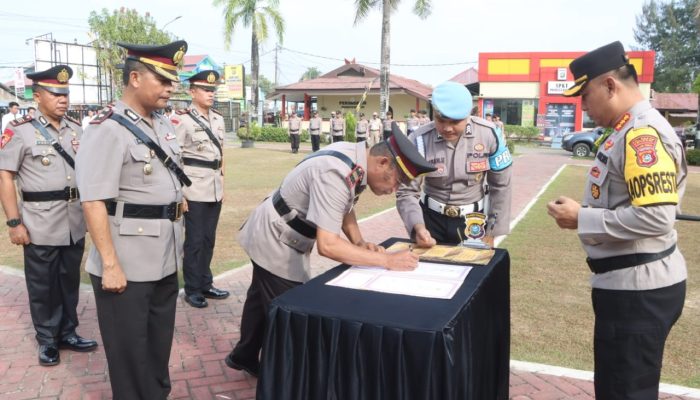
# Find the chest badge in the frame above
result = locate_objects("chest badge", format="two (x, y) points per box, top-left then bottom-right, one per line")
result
(591, 183), (601, 199)
(604, 139), (614, 150)
(474, 143), (484, 152)
(41, 156), (51, 166)
(143, 163), (153, 175)
(590, 166), (601, 179)
(197, 143), (205, 151)
(71, 139), (80, 152)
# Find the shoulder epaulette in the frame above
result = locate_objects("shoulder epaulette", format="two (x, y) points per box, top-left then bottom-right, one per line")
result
(211, 108), (222, 116)
(90, 106), (114, 125)
(471, 116), (497, 129)
(64, 114), (80, 126)
(10, 115), (33, 127)
(176, 109), (188, 115)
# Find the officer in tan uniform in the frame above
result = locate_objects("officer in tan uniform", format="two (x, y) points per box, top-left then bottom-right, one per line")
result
(224, 125), (436, 377)
(287, 112), (301, 153)
(331, 110), (345, 142)
(368, 111), (382, 145)
(76, 40), (189, 400)
(547, 41), (687, 400)
(382, 110), (394, 140)
(308, 110), (322, 152)
(0, 65), (97, 367)
(406, 109), (419, 134)
(397, 81), (513, 248)
(170, 70), (229, 309)
(355, 112), (368, 143)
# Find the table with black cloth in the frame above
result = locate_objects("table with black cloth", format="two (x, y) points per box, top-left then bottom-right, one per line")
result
(257, 238), (510, 400)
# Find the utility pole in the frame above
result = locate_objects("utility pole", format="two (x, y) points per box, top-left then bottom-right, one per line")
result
(274, 43), (279, 88)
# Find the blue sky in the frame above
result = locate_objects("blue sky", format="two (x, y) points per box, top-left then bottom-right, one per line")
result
(0, 0), (651, 86)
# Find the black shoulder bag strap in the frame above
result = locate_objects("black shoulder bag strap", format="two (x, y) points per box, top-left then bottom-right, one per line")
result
(186, 111), (223, 156)
(30, 119), (75, 169)
(109, 113), (192, 187)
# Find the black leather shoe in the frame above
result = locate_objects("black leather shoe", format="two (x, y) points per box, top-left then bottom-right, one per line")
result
(38, 344), (60, 366)
(185, 293), (208, 308)
(224, 353), (259, 378)
(202, 287), (230, 300)
(59, 335), (98, 352)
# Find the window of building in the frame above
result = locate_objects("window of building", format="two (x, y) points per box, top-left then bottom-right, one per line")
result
(582, 111), (596, 129)
(488, 99), (538, 126)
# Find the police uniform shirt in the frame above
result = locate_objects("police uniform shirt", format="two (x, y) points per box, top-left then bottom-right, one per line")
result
(369, 118), (382, 132)
(383, 118), (393, 131)
(171, 108), (224, 202)
(406, 116), (420, 132)
(75, 101), (184, 282)
(331, 117), (344, 135)
(396, 118), (513, 236)
(238, 142), (367, 282)
(0, 111), (85, 245)
(356, 119), (368, 137)
(288, 117), (301, 134)
(578, 100), (687, 291)
(309, 117), (321, 134)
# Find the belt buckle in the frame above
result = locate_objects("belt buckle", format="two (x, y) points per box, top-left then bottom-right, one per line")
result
(170, 202), (183, 221)
(444, 205), (460, 218)
(66, 187), (78, 202)
(216, 159), (222, 170)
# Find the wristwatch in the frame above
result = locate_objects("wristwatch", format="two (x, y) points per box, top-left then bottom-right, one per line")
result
(6, 218), (21, 228)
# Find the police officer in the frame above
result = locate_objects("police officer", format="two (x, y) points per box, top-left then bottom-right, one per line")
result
(547, 41), (687, 400)
(331, 110), (345, 142)
(287, 112), (301, 153)
(309, 110), (322, 152)
(397, 81), (513, 248)
(355, 112), (368, 143)
(406, 109), (419, 134)
(382, 111), (394, 140)
(0, 65), (97, 366)
(170, 70), (230, 309)
(224, 126), (436, 377)
(76, 40), (188, 400)
(368, 111), (382, 146)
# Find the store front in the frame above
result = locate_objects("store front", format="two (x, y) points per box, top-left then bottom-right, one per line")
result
(474, 50), (655, 136)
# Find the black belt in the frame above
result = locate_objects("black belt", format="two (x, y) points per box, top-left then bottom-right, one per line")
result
(22, 187), (79, 202)
(183, 157), (222, 170)
(587, 244), (676, 274)
(105, 201), (184, 221)
(332, 130), (343, 134)
(272, 190), (316, 239)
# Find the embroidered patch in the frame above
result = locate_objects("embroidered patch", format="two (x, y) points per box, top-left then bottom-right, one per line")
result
(629, 134), (658, 167)
(345, 165), (365, 189)
(466, 124), (472, 135)
(469, 160), (488, 172)
(71, 138), (79, 152)
(604, 139), (614, 151)
(590, 166), (601, 178)
(124, 109), (139, 122)
(614, 113), (630, 131)
(597, 152), (608, 165)
(591, 183), (600, 199)
(90, 107), (113, 125)
(474, 143), (484, 152)
(0, 129), (14, 149)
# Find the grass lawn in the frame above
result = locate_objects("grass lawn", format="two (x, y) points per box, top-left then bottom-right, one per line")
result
(502, 165), (700, 388)
(0, 146), (397, 282)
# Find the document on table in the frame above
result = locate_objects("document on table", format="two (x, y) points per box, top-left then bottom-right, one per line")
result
(326, 262), (472, 299)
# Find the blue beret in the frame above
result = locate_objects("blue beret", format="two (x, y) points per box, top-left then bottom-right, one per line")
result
(431, 81), (472, 120)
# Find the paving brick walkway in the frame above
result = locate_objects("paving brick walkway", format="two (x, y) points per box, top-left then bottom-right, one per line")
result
(1, 146), (698, 400)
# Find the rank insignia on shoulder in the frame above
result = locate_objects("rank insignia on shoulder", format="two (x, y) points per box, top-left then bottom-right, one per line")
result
(90, 107), (114, 125)
(345, 165), (365, 189)
(10, 115), (32, 127)
(64, 114), (80, 125)
(211, 108), (222, 116)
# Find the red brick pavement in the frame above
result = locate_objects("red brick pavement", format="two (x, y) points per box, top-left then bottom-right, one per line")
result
(1, 148), (698, 400)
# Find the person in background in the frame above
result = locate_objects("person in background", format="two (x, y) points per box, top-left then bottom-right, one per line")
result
(27, 106), (36, 118)
(355, 112), (368, 143)
(81, 109), (95, 130)
(308, 111), (322, 152)
(368, 112), (382, 146)
(406, 109), (419, 134)
(547, 41), (688, 400)
(224, 125), (436, 378)
(493, 114), (505, 139)
(1, 101), (21, 132)
(382, 111), (394, 140)
(288, 112), (301, 153)
(331, 110), (345, 142)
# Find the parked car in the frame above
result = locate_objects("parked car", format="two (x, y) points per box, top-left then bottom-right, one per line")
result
(561, 127), (604, 157)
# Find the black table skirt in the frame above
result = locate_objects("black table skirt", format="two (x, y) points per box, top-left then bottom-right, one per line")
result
(258, 239), (510, 400)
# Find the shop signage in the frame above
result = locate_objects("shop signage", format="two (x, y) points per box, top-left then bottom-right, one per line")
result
(557, 68), (567, 80)
(547, 81), (574, 95)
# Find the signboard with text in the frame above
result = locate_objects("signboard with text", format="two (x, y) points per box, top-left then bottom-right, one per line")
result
(547, 81), (574, 95)
(217, 64), (245, 101)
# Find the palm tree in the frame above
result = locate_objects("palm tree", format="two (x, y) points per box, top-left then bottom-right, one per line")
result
(213, 0), (285, 125)
(299, 66), (322, 82)
(353, 0), (431, 120)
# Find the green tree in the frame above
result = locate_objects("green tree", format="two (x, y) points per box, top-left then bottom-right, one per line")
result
(299, 67), (321, 82)
(88, 7), (172, 100)
(214, 0), (285, 124)
(353, 0), (431, 120)
(245, 73), (275, 95)
(634, 0), (700, 92)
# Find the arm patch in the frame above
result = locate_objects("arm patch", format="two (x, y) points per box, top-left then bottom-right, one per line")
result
(488, 130), (512, 171)
(624, 127), (678, 206)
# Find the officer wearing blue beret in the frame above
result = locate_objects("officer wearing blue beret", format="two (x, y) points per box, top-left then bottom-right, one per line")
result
(397, 81), (513, 248)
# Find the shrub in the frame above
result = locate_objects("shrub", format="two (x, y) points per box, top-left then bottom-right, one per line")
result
(504, 125), (539, 141)
(687, 149), (700, 166)
(237, 123), (261, 141)
(345, 112), (356, 142)
(506, 140), (515, 155)
(258, 126), (289, 142)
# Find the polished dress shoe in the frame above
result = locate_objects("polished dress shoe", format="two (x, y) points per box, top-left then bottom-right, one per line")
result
(59, 335), (98, 352)
(38, 344), (60, 366)
(185, 293), (208, 308)
(224, 352), (259, 378)
(202, 287), (230, 300)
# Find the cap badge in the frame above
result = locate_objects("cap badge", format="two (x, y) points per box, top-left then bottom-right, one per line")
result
(207, 72), (216, 83)
(173, 46), (185, 64)
(57, 68), (69, 83)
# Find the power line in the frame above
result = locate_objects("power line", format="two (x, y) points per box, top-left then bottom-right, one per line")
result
(280, 46), (478, 67)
